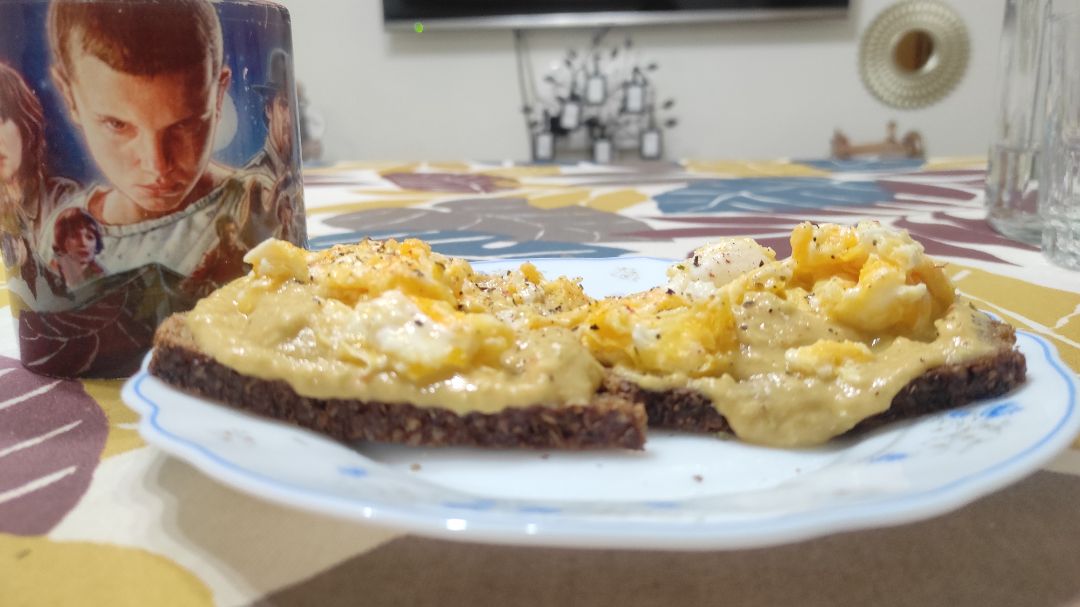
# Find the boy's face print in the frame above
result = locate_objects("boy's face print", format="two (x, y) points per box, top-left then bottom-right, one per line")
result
(62, 226), (97, 264)
(0, 117), (23, 183)
(221, 221), (238, 247)
(267, 93), (292, 158)
(57, 52), (231, 214)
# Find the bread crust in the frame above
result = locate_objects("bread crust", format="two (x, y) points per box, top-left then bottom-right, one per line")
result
(148, 315), (648, 450)
(602, 317), (1027, 438)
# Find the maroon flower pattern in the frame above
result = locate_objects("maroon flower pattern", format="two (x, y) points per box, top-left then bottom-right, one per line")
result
(0, 356), (108, 536)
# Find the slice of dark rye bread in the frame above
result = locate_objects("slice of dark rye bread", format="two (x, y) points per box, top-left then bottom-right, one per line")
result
(602, 317), (1027, 439)
(148, 315), (649, 450)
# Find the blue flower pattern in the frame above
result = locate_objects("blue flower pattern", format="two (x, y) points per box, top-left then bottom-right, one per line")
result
(517, 505), (562, 515)
(653, 178), (893, 214)
(795, 158), (926, 173)
(982, 402), (1022, 419)
(922, 401), (1026, 455)
(871, 403), (1024, 463)
(870, 452), (909, 463)
(442, 499), (498, 511)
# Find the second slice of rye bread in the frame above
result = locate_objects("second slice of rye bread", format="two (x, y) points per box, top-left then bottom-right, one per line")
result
(602, 317), (1026, 438)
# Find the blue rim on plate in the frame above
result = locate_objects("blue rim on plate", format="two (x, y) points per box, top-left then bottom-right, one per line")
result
(121, 257), (1080, 551)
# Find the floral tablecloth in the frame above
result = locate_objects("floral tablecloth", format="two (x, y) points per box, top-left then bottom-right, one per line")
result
(4, 158), (1080, 607)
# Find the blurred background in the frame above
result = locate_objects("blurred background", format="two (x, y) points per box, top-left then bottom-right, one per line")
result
(274, 0), (1003, 163)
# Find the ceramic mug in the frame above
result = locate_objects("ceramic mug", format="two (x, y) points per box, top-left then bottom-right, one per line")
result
(0, 0), (307, 378)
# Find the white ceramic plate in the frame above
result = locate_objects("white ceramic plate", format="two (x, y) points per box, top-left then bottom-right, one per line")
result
(121, 257), (1080, 551)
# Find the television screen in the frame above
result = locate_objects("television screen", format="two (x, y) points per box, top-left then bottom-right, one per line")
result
(384, 1), (849, 29)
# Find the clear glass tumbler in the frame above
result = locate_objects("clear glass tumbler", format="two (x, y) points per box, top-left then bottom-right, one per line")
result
(986, 0), (1051, 245)
(1040, 10), (1080, 269)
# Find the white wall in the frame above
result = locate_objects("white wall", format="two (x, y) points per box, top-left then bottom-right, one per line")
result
(276, 0), (1006, 162)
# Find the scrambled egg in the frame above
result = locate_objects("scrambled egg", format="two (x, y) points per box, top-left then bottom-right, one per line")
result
(666, 238), (775, 299)
(461, 262), (593, 330)
(187, 238), (603, 412)
(582, 221), (994, 447)
(582, 287), (737, 377)
(788, 221), (955, 337)
(586, 222), (956, 380)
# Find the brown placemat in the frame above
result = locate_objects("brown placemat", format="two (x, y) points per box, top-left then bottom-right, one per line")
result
(263, 471), (1080, 607)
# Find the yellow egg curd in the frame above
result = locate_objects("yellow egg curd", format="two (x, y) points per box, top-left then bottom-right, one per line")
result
(582, 221), (1004, 447)
(185, 238), (603, 413)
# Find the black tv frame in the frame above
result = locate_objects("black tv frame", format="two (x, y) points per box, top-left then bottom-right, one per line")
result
(383, 2), (849, 30)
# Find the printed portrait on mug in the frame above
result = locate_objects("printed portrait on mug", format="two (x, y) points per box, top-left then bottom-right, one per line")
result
(0, 0), (306, 378)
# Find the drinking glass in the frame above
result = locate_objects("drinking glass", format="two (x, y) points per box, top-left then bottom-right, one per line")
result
(986, 0), (1051, 245)
(1040, 9), (1080, 269)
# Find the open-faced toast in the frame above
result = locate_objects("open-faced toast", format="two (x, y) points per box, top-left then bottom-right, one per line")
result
(148, 222), (1027, 451)
(148, 238), (647, 450)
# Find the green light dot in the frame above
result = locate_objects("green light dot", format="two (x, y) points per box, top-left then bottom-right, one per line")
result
(414, 22), (424, 33)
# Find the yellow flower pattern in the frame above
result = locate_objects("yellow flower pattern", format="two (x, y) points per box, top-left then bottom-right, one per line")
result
(684, 159), (830, 177)
(82, 380), (145, 458)
(946, 265), (1080, 374)
(1, 534), (213, 607)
